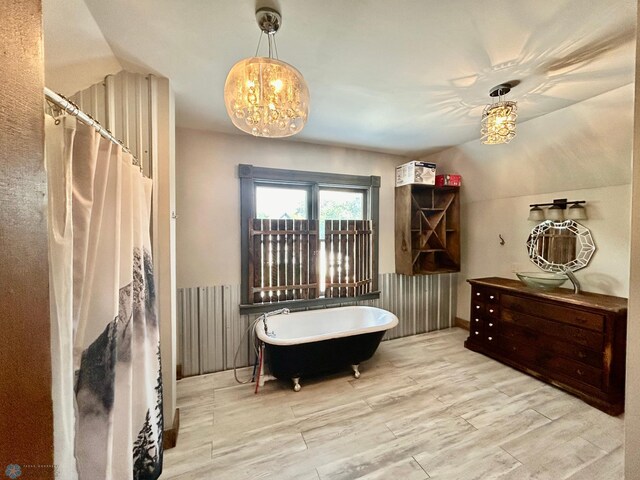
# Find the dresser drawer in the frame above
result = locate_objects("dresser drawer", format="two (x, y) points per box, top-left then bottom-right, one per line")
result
(485, 304), (500, 319)
(499, 335), (602, 389)
(539, 353), (602, 389)
(501, 309), (603, 351)
(502, 294), (605, 332)
(473, 288), (500, 304)
(471, 301), (484, 315)
(500, 323), (602, 368)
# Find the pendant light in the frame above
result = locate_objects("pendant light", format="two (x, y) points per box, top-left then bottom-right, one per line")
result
(566, 202), (588, 220)
(481, 83), (517, 145)
(546, 204), (565, 221)
(527, 206), (545, 222)
(224, 7), (310, 138)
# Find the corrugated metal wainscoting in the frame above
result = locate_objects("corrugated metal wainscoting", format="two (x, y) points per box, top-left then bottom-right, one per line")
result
(69, 70), (156, 176)
(177, 272), (457, 377)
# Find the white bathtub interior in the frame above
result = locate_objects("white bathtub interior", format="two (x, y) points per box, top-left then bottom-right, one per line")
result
(256, 306), (399, 345)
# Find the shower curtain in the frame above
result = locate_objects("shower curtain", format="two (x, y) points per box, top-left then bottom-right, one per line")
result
(46, 115), (163, 480)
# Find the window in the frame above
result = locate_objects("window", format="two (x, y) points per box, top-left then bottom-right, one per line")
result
(239, 164), (380, 312)
(318, 189), (364, 295)
(255, 186), (308, 220)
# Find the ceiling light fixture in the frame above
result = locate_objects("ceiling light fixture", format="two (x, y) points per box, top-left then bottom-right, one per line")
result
(224, 7), (309, 138)
(481, 83), (517, 145)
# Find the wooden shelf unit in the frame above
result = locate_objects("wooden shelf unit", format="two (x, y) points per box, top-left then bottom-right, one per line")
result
(395, 184), (460, 275)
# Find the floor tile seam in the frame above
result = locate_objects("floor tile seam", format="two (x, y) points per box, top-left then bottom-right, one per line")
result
(498, 445), (524, 469)
(496, 416), (582, 457)
(384, 422), (399, 439)
(500, 433), (598, 469)
(290, 399), (373, 419)
(530, 407), (554, 422)
(213, 402), (376, 443)
(382, 402), (461, 436)
(494, 384), (540, 398)
(203, 435), (310, 474)
(208, 428), (307, 458)
(411, 455), (432, 478)
(576, 434), (613, 455)
(176, 398), (216, 409)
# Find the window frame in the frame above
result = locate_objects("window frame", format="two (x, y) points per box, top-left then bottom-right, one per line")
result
(239, 163), (380, 314)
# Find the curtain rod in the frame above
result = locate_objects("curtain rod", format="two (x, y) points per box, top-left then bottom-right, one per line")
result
(44, 87), (143, 172)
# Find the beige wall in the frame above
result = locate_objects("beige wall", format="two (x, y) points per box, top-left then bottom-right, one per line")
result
(43, 0), (121, 95)
(421, 84), (634, 320)
(175, 129), (405, 288)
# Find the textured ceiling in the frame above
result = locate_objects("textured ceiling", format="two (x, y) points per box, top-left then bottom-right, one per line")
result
(50, 0), (637, 156)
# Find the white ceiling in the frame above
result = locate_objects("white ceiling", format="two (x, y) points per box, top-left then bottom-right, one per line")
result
(45, 0), (637, 156)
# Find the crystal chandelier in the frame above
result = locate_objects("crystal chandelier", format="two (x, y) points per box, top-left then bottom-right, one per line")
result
(224, 7), (309, 138)
(481, 83), (517, 145)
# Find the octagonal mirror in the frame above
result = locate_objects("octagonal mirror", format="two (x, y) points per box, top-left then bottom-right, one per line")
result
(526, 220), (596, 272)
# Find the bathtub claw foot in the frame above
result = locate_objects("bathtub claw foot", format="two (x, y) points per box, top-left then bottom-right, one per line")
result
(292, 377), (301, 392)
(351, 364), (361, 379)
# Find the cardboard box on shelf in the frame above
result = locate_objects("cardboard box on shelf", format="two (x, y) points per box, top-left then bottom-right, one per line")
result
(395, 161), (436, 187)
(435, 174), (462, 187)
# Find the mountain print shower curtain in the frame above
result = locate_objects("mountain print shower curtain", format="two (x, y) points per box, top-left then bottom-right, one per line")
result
(46, 115), (163, 480)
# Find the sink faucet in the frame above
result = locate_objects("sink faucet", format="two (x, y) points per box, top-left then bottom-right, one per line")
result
(261, 308), (290, 336)
(562, 268), (581, 294)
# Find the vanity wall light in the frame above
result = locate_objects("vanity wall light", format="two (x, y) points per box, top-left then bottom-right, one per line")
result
(527, 198), (587, 222)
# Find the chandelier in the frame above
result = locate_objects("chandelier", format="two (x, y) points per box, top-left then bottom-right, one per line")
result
(224, 7), (309, 138)
(481, 83), (517, 145)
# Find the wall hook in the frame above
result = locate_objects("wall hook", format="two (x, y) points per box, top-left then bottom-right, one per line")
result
(498, 234), (505, 246)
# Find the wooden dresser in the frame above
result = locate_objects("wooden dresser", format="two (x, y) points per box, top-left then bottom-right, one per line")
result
(465, 277), (627, 415)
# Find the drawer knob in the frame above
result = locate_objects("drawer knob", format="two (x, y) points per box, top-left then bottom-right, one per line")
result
(475, 331), (479, 335)
(489, 323), (493, 327)
(475, 318), (479, 322)
(488, 336), (493, 341)
(489, 309), (494, 313)
(476, 292), (481, 296)
(476, 305), (480, 310)
(490, 295), (495, 299)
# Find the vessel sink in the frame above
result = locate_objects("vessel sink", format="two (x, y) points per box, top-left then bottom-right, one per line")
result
(516, 272), (567, 290)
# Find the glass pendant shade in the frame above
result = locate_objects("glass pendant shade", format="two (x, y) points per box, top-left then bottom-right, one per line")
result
(527, 206), (546, 222)
(546, 204), (565, 221)
(567, 203), (587, 220)
(481, 100), (517, 145)
(224, 57), (309, 138)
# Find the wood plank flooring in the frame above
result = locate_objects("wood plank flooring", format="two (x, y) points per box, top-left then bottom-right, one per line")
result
(162, 328), (623, 480)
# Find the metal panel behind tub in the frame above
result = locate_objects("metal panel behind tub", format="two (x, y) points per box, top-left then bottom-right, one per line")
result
(177, 272), (457, 376)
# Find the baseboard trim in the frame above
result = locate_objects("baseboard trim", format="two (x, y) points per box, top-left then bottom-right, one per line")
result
(454, 317), (470, 331)
(163, 407), (180, 450)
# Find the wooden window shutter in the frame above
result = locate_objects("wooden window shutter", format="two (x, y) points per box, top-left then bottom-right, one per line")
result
(325, 220), (372, 298)
(248, 219), (319, 303)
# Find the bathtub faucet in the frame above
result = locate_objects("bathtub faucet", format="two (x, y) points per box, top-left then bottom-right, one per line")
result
(261, 308), (290, 336)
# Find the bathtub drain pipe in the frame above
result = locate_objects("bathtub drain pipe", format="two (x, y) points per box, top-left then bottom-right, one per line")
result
(254, 344), (264, 394)
(233, 316), (263, 385)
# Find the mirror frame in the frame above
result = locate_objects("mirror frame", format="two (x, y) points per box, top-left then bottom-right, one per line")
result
(526, 219), (596, 272)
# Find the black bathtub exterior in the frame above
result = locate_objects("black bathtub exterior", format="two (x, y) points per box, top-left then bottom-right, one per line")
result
(265, 330), (386, 380)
